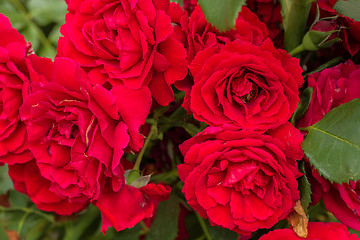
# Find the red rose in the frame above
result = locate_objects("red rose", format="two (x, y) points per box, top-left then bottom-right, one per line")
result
(317, 0), (360, 55)
(0, 14), (50, 165)
(246, 0), (283, 47)
(8, 160), (88, 215)
(183, 5), (269, 63)
(297, 60), (360, 127)
(177, 123), (303, 234)
(58, 0), (188, 106)
(19, 57), (151, 202)
(95, 179), (171, 233)
(175, 5), (269, 113)
(183, 0), (197, 14)
(187, 39), (303, 130)
(311, 170), (360, 231)
(259, 222), (359, 240)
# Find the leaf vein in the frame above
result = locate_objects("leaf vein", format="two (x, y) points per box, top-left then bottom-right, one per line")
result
(310, 126), (360, 150)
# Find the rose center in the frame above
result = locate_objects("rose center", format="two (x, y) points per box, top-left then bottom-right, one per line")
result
(231, 72), (261, 104)
(241, 84), (259, 103)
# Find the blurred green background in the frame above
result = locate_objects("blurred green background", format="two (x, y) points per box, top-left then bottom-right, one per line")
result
(0, 0), (67, 59)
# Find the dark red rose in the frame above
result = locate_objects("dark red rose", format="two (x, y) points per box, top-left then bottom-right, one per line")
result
(187, 39), (303, 130)
(259, 222), (359, 240)
(177, 123), (303, 235)
(311, 169), (360, 231)
(316, 0), (360, 55)
(58, 0), (188, 106)
(182, 0), (197, 14)
(297, 60), (360, 127)
(8, 160), (88, 215)
(19, 57), (152, 202)
(95, 181), (171, 233)
(183, 5), (269, 63)
(246, 0), (283, 47)
(0, 14), (50, 165)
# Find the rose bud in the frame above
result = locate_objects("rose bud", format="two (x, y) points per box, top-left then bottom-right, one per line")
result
(302, 18), (341, 51)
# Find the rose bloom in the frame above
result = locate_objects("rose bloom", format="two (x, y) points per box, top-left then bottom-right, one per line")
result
(246, 0), (283, 47)
(95, 179), (171, 233)
(296, 60), (360, 230)
(176, 5), (269, 113)
(9, 160), (88, 215)
(297, 60), (360, 127)
(183, 5), (269, 63)
(310, 169), (360, 231)
(187, 39), (303, 130)
(177, 122), (303, 235)
(316, 0), (360, 55)
(0, 14), (51, 165)
(19, 57), (151, 205)
(259, 222), (359, 240)
(183, 0), (197, 14)
(58, 0), (188, 106)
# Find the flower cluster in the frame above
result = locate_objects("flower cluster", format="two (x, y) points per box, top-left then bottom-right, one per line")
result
(0, 0), (360, 239)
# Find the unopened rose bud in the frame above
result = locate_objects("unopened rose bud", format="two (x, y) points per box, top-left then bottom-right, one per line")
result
(302, 18), (341, 50)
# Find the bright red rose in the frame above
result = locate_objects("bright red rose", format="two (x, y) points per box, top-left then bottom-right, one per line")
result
(0, 14), (51, 165)
(177, 123), (303, 235)
(19, 57), (151, 202)
(175, 5), (269, 113)
(187, 39), (303, 130)
(95, 180), (171, 233)
(58, 0), (188, 106)
(316, 0), (360, 55)
(297, 60), (360, 127)
(8, 160), (88, 215)
(259, 222), (359, 240)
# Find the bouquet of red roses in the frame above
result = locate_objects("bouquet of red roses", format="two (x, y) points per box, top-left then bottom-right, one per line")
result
(0, 0), (359, 239)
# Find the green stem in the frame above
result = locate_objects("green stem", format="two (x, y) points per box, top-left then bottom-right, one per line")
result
(0, 206), (54, 223)
(140, 220), (149, 234)
(133, 125), (157, 171)
(289, 44), (306, 57)
(195, 213), (212, 240)
(298, 127), (311, 131)
(17, 210), (31, 235)
(9, 0), (55, 53)
(280, 0), (314, 53)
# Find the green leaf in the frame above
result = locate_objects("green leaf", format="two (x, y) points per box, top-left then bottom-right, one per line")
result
(64, 205), (100, 240)
(298, 161), (312, 214)
(8, 190), (30, 208)
(292, 87), (313, 124)
(302, 99), (360, 183)
(198, 0), (246, 32)
(0, 223), (8, 240)
(113, 224), (142, 240)
(25, 218), (49, 240)
(334, 0), (360, 22)
(206, 221), (238, 240)
(305, 56), (344, 76)
(145, 193), (180, 240)
(0, 166), (13, 194)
